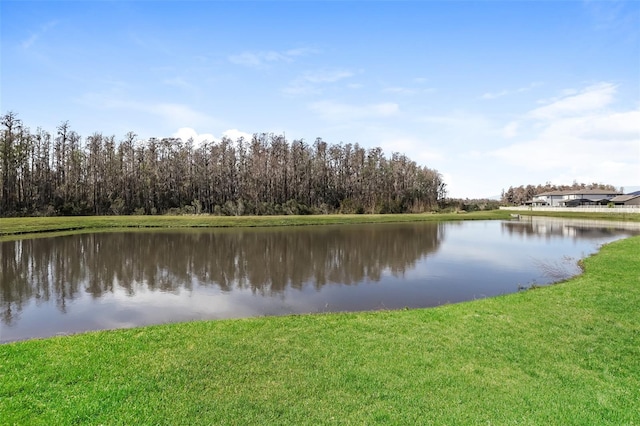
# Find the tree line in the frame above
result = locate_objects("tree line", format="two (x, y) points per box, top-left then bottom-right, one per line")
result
(0, 112), (446, 217)
(501, 182), (620, 206)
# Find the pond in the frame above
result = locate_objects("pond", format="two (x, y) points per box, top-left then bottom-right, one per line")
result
(1, 217), (639, 342)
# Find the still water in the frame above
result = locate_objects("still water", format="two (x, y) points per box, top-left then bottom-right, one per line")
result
(1, 217), (639, 342)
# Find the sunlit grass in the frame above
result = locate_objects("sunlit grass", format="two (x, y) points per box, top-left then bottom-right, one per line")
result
(507, 209), (640, 222)
(1, 236), (639, 424)
(0, 211), (512, 241)
(2, 210), (638, 242)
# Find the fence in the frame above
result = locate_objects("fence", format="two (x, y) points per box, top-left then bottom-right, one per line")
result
(500, 206), (640, 214)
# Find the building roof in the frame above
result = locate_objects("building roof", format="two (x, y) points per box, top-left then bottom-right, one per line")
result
(561, 198), (610, 204)
(535, 189), (622, 196)
(610, 194), (640, 202)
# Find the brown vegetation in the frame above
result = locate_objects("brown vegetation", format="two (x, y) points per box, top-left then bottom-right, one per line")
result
(0, 112), (445, 217)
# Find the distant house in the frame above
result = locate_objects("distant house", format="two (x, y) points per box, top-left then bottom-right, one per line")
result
(610, 191), (640, 206)
(525, 189), (622, 207)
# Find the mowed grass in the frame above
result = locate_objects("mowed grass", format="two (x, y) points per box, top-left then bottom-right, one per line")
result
(1, 236), (639, 425)
(507, 209), (640, 222)
(1, 210), (638, 242)
(0, 211), (513, 241)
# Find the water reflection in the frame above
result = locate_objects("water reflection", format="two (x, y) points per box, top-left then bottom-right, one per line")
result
(1, 219), (638, 342)
(1, 223), (443, 327)
(502, 216), (640, 239)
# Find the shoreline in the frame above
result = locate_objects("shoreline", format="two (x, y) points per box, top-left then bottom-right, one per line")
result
(2, 210), (639, 242)
(1, 228), (639, 423)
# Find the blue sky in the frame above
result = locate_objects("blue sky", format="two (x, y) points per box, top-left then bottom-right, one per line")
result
(2, 0), (639, 198)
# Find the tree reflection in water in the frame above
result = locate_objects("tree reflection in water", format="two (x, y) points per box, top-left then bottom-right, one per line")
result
(1, 223), (444, 325)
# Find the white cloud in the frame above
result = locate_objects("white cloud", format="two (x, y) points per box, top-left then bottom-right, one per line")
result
(528, 82), (616, 119)
(440, 172), (454, 192)
(491, 130), (635, 171)
(147, 103), (216, 128)
(309, 100), (400, 121)
(481, 82), (542, 100)
(222, 129), (253, 141)
(163, 77), (194, 91)
(383, 87), (416, 95)
(382, 81), (436, 95)
(481, 89), (509, 100)
(421, 82), (640, 198)
(282, 68), (354, 96)
(285, 47), (315, 57)
(228, 47), (314, 68)
(282, 82), (321, 96)
(77, 90), (218, 129)
(380, 137), (444, 162)
(172, 127), (216, 146)
(419, 111), (491, 129)
(502, 121), (519, 139)
(571, 110), (640, 141)
(490, 82), (640, 188)
(384, 86), (429, 96)
(228, 52), (281, 67)
(302, 69), (354, 84)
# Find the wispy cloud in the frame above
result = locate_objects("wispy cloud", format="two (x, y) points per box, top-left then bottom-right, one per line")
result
(382, 86), (436, 95)
(229, 47), (315, 68)
(129, 32), (173, 56)
(149, 103), (215, 127)
(282, 68), (354, 96)
(381, 77), (436, 96)
(21, 20), (58, 49)
(502, 121), (519, 139)
(481, 82), (542, 100)
(282, 82), (322, 96)
(309, 100), (400, 121)
(527, 82), (616, 119)
(490, 82), (640, 186)
(379, 137), (444, 162)
(77, 89), (219, 128)
(583, 0), (639, 35)
(383, 87), (418, 95)
(163, 77), (195, 91)
(419, 111), (491, 128)
(302, 69), (354, 84)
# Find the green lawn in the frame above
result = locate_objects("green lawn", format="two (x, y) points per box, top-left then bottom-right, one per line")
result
(1, 235), (639, 425)
(0, 211), (513, 241)
(2, 209), (638, 242)
(506, 209), (640, 222)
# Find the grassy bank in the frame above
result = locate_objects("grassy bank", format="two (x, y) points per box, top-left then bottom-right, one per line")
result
(2, 209), (639, 242)
(0, 211), (512, 241)
(506, 209), (640, 222)
(1, 236), (639, 424)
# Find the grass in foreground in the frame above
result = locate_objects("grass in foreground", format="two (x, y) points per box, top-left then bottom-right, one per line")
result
(0, 211), (512, 241)
(1, 236), (639, 425)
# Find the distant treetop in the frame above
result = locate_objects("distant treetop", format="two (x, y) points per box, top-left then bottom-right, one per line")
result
(501, 182), (620, 206)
